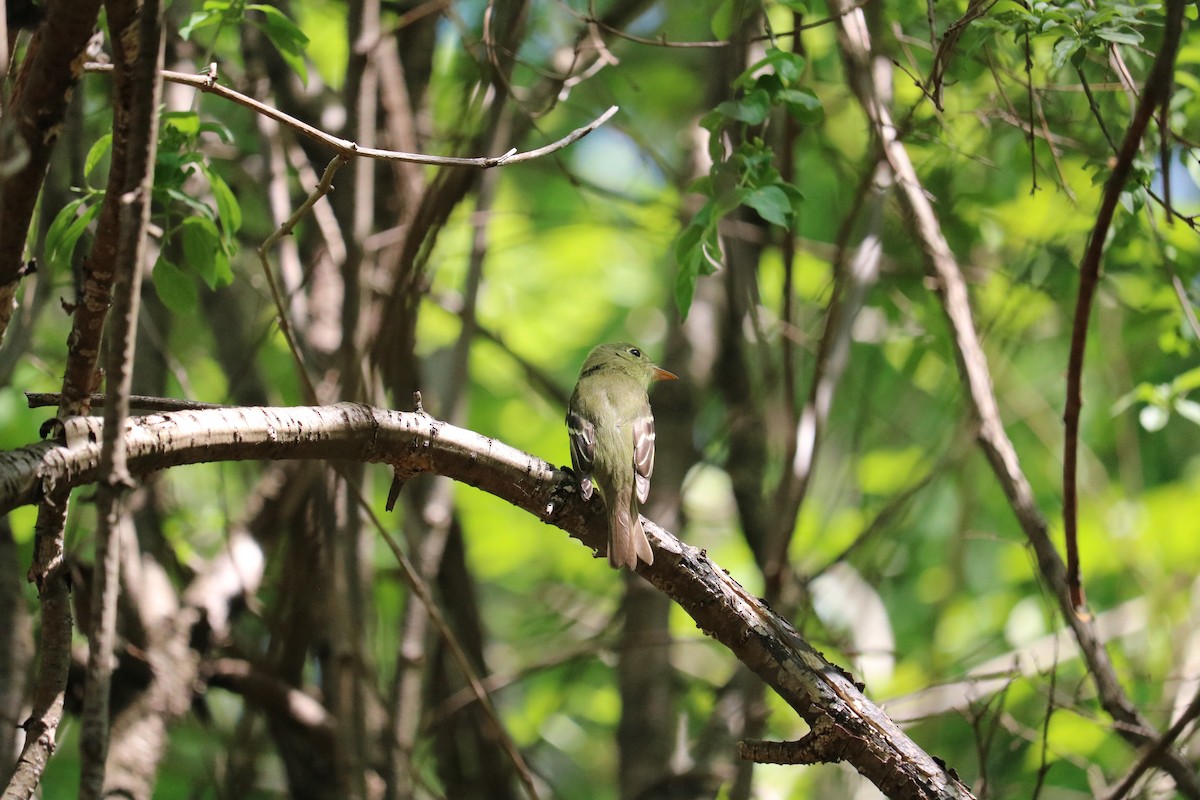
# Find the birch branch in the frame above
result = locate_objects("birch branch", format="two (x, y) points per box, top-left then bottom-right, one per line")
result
(0, 402), (974, 800)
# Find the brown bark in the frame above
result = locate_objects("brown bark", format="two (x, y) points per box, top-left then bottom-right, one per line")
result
(0, 0), (103, 341)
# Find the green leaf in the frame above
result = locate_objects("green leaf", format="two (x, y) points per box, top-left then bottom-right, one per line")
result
(163, 187), (218, 220)
(675, 257), (700, 320)
(153, 257), (199, 313)
(179, 9), (223, 40)
(674, 221), (704, 265)
(200, 120), (235, 144)
(180, 216), (223, 289)
(1171, 366), (1200, 394)
(777, 88), (824, 123)
(45, 197), (101, 272)
(202, 166), (243, 236)
(162, 110), (202, 138)
(1051, 36), (1082, 70)
(673, 209), (724, 319)
(711, 0), (737, 39)
(686, 175), (714, 196)
(84, 134), (112, 181)
(212, 249), (234, 287)
(735, 48), (807, 91)
(247, 4), (310, 50)
(760, 48), (806, 86)
(740, 185), (792, 227)
(1094, 28), (1142, 45)
(716, 89), (771, 125)
(249, 4), (310, 84)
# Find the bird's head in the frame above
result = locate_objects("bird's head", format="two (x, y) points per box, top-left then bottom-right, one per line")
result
(579, 342), (677, 386)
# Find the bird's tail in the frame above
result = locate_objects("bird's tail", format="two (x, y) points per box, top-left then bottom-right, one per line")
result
(608, 484), (654, 570)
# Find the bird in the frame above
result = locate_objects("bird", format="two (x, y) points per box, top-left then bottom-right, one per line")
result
(566, 343), (676, 569)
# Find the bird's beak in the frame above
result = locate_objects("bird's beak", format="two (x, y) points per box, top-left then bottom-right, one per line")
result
(652, 366), (678, 382)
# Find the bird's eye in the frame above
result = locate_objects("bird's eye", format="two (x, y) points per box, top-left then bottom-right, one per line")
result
(629, 348), (641, 358)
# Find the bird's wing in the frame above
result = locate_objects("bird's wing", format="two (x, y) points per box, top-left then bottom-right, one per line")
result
(566, 407), (596, 500)
(632, 404), (655, 504)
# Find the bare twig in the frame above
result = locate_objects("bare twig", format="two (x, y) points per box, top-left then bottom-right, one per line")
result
(358, 485), (542, 800)
(1105, 685), (1200, 800)
(557, 0), (872, 48)
(926, 0), (997, 110)
(78, 0), (164, 794)
(387, 114), (511, 795)
(1076, 64), (1119, 152)
(1064, 0), (1186, 615)
(83, 63), (617, 168)
(256, 153), (348, 405)
(773, 155), (888, 590)
(25, 392), (226, 412)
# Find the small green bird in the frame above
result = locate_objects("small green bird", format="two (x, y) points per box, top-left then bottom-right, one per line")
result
(567, 343), (677, 569)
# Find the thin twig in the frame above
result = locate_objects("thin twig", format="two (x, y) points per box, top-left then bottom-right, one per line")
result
(255, 154), (348, 405)
(1076, 64), (1119, 152)
(25, 392), (227, 411)
(352, 482), (543, 800)
(1105, 686), (1200, 800)
(554, 0), (872, 49)
(926, 0), (997, 110)
(1064, 0), (1186, 615)
(1024, 30), (1038, 193)
(83, 62), (617, 167)
(78, 0), (164, 795)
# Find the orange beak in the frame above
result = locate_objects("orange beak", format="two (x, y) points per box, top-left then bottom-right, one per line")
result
(653, 366), (678, 382)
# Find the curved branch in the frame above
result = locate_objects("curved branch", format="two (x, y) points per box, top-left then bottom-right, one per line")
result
(1063, 0), (1186, 613)
(83, 63), (617, 168)
(1, 402), (974, 800)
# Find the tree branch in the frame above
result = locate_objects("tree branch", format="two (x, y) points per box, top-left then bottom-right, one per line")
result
(0, 0), (103, 341)
(83, 63), (617, 168)
(1063, 0), (1186, 614)
(0, 403), (975, 800)
(830, 1), (1200, 795)
(78, 0), (165, 793)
